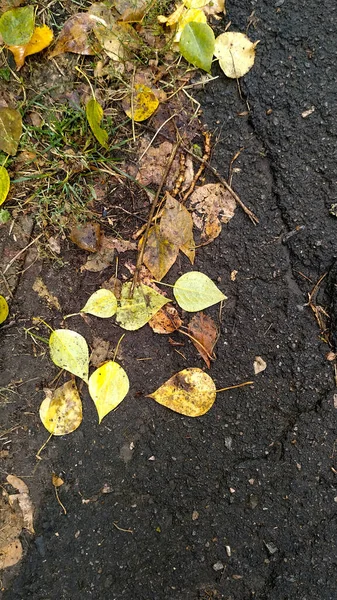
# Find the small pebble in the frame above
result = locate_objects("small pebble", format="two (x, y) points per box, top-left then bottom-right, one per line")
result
(213, 561), (224, 571)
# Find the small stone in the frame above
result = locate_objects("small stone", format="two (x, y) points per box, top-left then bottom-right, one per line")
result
(192, 510), (199, 521)
(148, 455), (155, 461)
(213, 561), (224, 571)
(225, 436), (233, 450)
(274, 0), (284, 6)
(225, 545), (231, 557)
(265, 542), (278, 555)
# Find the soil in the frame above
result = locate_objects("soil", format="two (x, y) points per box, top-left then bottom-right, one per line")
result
(1, 0), (337, 599)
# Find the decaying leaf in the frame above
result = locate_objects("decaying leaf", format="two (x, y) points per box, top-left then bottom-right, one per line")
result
(88, 360), (129, 423)
(148, 367), (216, 416)
(89, 336), (111, 367)
(52, 473), (64, 487)
(116, 0), (148, 22)
(173, 271), (226, 311)
(90, 3), (137, 61)
(49, 13), (99, 58)
(32, 277), (61, 311)
(8, 24), (53, 70)
(189, 183), (236, 243)
(124, 84), (159, 122)
(81, 235), (136, 272)
(214, 32), (259, 79)
(254, 356), (267, 375)
(0, 107), (22, 155)
(148, 304), (182, 334)
(187, 312), (218, 367)
(39, 380), (83, 435)
(179, 22), (214, 72)
(0, 5), (34, 46)
(49, 329), (89, 382)
(136, 140), (194, 190)
(142, 225), (179, 281)
(160, 193), (195, 263)
(0, 294), (9, 324)
(0, 166), (10, 206)
(69, 222), (101, 252)
(85, 98), (109, 149)
(0, 539), (23, 570)
(81, 289), (117, 318)
(116, 282), (169, 331)
(7, 475), (34, 534)
(202, 0), (226, 17)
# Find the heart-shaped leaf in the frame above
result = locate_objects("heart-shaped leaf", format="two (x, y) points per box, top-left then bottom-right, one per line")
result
(179, 22), (215, 72)
(81, 289), (117, 318)
(116, 282), (169, 331)
(89, 360), (129, 423)
(173, 271), (226, 311)
(214, 32), (259, 79)
(39, 380), (83, 435)
(49, 329), (89, 382)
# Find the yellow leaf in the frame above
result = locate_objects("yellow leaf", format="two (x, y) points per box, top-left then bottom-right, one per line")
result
(0, 294), (9, 324)
(173, 271), (226, 311)
(116, 282), (169, 331)
(148, 367), (216, 416)
(8, 25), (53, 70)
(158, 4), (185, 27)
(124, 84), (159, 122)
(49, 329), (89, 382)
(184, 0), (210, 7)
(142, 225), (179, 281)
(88, 360), (129, 423)
(174, 7), (207, 42)
(0, 166), (10, 206)
(160, 193), (195, 263)
(39, 380), (83, 435)
(81, 289), (117, 318)
(214, 32), (259, 79)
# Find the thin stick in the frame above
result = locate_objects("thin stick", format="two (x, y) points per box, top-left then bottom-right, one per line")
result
(55, 486), (67, 515)
(131, 142), (180, 294)
(36, 432), (53, 460)
(138, 113), (178, 161)
(3, 233), (43, 275)
(216, 381), (254, 393)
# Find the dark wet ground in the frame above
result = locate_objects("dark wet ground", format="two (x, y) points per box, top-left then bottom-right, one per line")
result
(1, 0), (337, 598)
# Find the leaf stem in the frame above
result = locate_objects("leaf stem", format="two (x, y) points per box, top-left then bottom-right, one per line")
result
(216, 381), (254, 393)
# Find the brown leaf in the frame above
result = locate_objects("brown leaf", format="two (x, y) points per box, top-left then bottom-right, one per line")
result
(89, 336), (110, 368)
(32, 277), (61, 311)
(81, 235), (136, 272)
(187, 312), (218, 368)
(7, 475), (34, 534)
(142, 225), (179, 281)
(49, 13), (100, 58)
(69, 222), (101, 253)
(148, 304), (182, 334)
(189, 183), (236, 243)
(136, 140), (194, 191)
(0, 539), (23, 569)
(160, 193), (195, 264)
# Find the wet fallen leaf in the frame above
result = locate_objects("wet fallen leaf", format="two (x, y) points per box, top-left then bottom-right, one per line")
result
(187, 312), (218, 368)
(32, 277), (61, 311)
(52, 473), (64, 487)
(0, 539), (23, 570)
(81, 235), (136, 272)
(173, 271), (226, 311)
(39, 380), (83, 435)
(179, 22), (214, 72)
(7, 479), (34, 535)
(160, 193), (195, 263)
(214, 32), (259, 79)
(124, 84), (159, 122)
(116, 282), (169, 331)
(86, 98), (108, 149)
(0, 294), (9, 324)
(254, 356), (267, 374)
(189, 183), (236, 243)
(69, 222), (101, 252)
(49, 13), (99, 58)
(148, 367), (216, 416)
(136, 140), (194, 190)
(81, 289), (117, 318)
(0, 5), (34, 45)
(175, 8), (207, 42)
(89, 360), (129, 423)
(0, 166), (10, 206)
(89, 336), (110, 367)
(0, 107), (22, 155)
(49, 329), (89, 382)
(8, 24), (54, 70)
(142, 225), (179, 281)
(148, 304), (182, 334)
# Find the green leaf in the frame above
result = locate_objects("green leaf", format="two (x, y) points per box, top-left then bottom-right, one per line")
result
(0, 166), (10, 206)
(88, 361), (129, 423)
(0, 6), (35, 46)
(0, 108), (22, 155)
(81, 289), (117, 318)
(49, 329), (89, 383)
(0, 295), (9, 325)
(0, 209), (11, 224)
(173, 271), (226, 311)
(85, 98), (109, 149)
(179, 22), (215, 72)
(116, 282), (169, 331)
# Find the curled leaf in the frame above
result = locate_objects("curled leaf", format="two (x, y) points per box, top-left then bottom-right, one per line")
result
(49, 329), (89, 382)
(116, 282), (169, 331)
(0, 166), (10, 207)
(148, 304), (182, 334)
(39, 380), (83, 435)
(187, 312), (218, 367)
(81, 289), (117, 318)
(88, 360), (129, 423)
(214, 32), (259, 78)
(148, 367), (216, 416)
(173, 271), (226, 311)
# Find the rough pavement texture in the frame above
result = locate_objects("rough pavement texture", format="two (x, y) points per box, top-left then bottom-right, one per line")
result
(2, 0), (337, 598)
